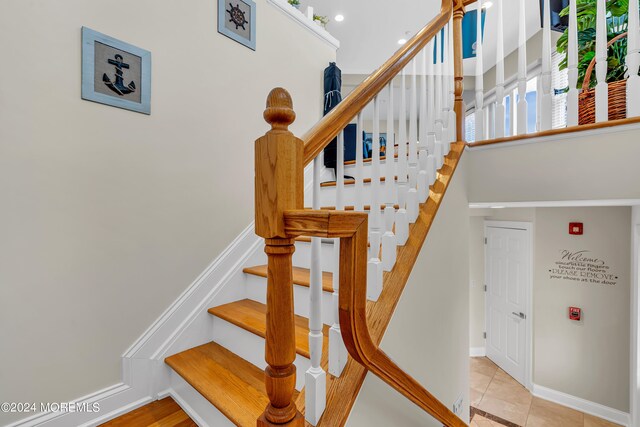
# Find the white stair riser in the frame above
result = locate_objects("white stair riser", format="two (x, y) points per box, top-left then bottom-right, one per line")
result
(211, 317), (310, 390)
(318, 181), (398, 207)
(292, 241), (334, 270)
(245, 275), (334, 326)
(169, 372), (235, 427)
(343, 157), (399, 180)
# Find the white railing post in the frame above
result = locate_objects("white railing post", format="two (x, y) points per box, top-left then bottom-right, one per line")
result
(418, 48), (429, 203)
(596, 0), (609, 123)
(382, 83), (397, 271)
(595, 0), (609, 122)
(540, 0), (553, 131)
(441, 26), (452, 154)
(426, 39), (438, 189)
(305, 156), (326, 425)
(354, 114), (364, 211)
(434, 31), (444, 169)
(627, 0), (640, 117)
(407, 60), (419, 223)
(448, 19), (457, 144)
(475, 1), (485, 141)
(567, 0), (579, 126)
(517, 0), (528, 135)
(495, 0), (506, 137)
(367, 98), (383, 301)
(329, 130), (347, 377)
(396, 69), (409, 246)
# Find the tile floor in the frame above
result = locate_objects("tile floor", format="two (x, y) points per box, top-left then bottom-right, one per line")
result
(470, 357), (622, 427)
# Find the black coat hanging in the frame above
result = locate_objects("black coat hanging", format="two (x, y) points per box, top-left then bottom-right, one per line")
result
(323, 62), (342, 169)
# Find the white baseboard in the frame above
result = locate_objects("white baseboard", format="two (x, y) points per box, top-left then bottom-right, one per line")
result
(532, 384), (630, 427)
(3, 383), (151, 427)
(470, 347), (486, 357)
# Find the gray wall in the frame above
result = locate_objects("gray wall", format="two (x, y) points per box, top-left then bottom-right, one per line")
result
(468, 206), (631, 412)
(0, 0), (335, 424)
(349, 157), (470, 425)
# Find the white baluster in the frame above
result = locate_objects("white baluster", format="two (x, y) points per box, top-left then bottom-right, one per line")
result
(329, 131), (347, 377)
(368, 99), (383, 301)
(539, 0), (553, 131)
(396, 69), (409, 246)
(354, 114), (364, 211)
(441, 26), (452, 154)
(426, 39), (438, 189)
(418, 48), (429, 203)
(510, 88), (517, 135)
(627, 0), (640, 117)
(434, 31), (445, 169)
(306, 156), (326, 425)
(407, 60), (419, 223)
(595, 0), (609, 122)
(382, 83), (397, 271)
(475, 2), (485, 141)
(517, 0), (528, 135)
(495, 0), (506, 137)
(448, 20), (457, 144)
(567, 0), (579, 126)
(488, 102), (495, 139)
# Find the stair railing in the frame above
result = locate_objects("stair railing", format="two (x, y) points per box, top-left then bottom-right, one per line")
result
(469, 0), (640, 146)
(253, 1), (470, 425)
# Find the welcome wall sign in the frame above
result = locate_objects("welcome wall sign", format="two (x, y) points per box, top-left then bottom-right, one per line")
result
(549, 249), (618, 286)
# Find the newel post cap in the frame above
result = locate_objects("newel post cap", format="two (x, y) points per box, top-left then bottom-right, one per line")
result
(264, 88), (296, 131)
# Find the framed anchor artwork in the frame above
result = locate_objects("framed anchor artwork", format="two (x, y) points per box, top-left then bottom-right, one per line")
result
(218, 0), (256, 50)
(81, 27), (151, 114)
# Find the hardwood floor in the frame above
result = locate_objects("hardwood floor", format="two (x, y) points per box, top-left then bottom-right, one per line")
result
(99, 397), (196, 427)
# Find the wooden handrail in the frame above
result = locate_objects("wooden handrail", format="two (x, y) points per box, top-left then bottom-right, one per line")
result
(283, 210), (467, 427)
(301, 0), (454, 166)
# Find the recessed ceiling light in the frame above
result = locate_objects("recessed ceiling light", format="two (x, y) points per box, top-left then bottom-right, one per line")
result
(335, 14), (344, 22)
(482, 1), (493, 9)
(398, 38), (407, 45)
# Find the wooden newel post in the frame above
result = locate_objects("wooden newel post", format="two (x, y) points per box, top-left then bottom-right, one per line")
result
(453, 6), (466, 141)
(255, 88), (304, 427)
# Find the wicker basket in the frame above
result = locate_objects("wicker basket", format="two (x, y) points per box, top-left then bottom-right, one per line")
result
(578, 32), (628, 125)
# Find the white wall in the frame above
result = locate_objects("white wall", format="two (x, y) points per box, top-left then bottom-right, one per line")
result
(0, 1), (335, 424)
(467, 128), (640, 203)
(468, 206), (632, 413)
(348, 157), (470, 426)
(631, 206), (640, 427)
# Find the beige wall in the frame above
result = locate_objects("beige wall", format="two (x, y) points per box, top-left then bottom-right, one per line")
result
(468, 207), (631, 412)
(349, 157), (470, 425)
(467, 128), (640, 203)
(0, 0), (335, 424)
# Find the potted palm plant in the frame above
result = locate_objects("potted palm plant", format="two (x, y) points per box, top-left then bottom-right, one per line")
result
(287, 0), (300, 10)
(556, 0), (630, 123)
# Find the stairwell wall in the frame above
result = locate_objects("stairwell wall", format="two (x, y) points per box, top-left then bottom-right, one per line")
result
(0, 1), (335, 425)
(348, 156), (470, 426)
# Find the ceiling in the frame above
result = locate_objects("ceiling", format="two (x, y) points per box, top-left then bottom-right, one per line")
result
(299, 0), (543, 77)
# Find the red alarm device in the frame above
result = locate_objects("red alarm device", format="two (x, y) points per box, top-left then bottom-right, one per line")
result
(569, 222), (583, 235)
(569, 307), (581, 321)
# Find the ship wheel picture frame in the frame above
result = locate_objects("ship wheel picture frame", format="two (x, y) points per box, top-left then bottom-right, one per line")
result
(218, 0), (256, 50)
(81, 27), (151, 114)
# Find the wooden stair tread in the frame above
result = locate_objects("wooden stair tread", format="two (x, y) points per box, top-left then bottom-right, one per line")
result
(320, 176), (398, 188)
(165, 342), (276, 427)
(207, 299), (328, 359)
(99, 397), (195, 426)
(244, 265), (334, 293)
(316, 204), (399, 211)
(344, 153), (400, 166)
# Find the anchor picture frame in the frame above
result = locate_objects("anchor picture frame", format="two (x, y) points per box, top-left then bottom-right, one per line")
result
(81, 27), (151, 114)
(218, 0), (256, 50)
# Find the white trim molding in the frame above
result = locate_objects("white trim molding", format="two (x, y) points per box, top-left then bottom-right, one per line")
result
(470, 347), (486, 357)
(532, 384), (631, 427)
(265, 0), (340, 49)
(470, 199), (640, 209)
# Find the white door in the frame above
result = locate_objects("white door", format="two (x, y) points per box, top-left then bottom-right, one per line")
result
(485, 223), (530, 386)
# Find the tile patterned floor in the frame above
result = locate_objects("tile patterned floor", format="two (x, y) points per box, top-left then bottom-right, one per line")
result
(470, 357), (622, 427)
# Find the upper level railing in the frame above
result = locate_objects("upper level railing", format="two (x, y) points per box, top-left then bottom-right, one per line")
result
(468, 0), (640, 147)
(253, 1), (471, 426)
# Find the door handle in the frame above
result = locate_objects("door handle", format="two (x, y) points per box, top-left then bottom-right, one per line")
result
(512, 312), (526, 319)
